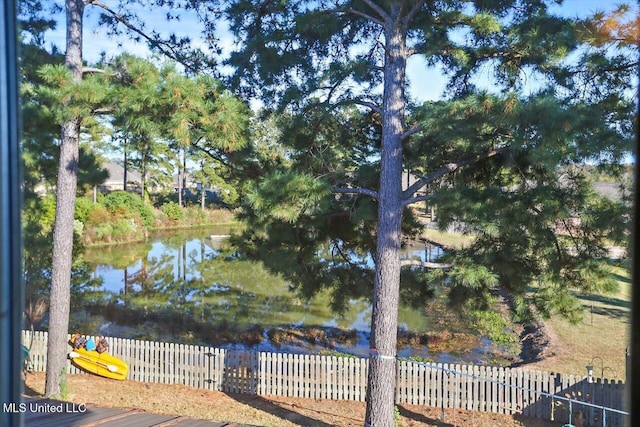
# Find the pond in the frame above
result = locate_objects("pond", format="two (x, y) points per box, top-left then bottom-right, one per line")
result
(72, 227), (511, 364)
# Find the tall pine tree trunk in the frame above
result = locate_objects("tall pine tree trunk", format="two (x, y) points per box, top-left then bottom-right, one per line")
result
(200, 161), (206, 210)
(44, 0), (84, 398)
(178, 149), (184, 207)
(365, 12), (407, 427)
(142, 157), (147, 203)
(123, 142), (128, 191)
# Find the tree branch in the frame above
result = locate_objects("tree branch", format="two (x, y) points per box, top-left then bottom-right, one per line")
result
(401, 0), (425, 30)
(333, 186), (378, 200)
(352, 99), (383, 115)
(405, 46), (419, 57)
(82, 66), (106, 74)
(402, 147), (508, 204)
(91, 107), (114, 115)
(361, 0), (391, 24)
(88, 0), (197, 73)
(191, 140), (234, 170)
(400, 259), (453, 269)
(346, 7), (385, 27)
(400, 124), (422, 140)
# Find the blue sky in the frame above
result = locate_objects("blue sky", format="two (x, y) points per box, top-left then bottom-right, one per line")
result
(43, 0), (632, 103)
(410, 0), (635, 102)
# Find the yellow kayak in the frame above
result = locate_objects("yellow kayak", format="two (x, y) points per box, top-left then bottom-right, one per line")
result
(68, 347), (129, 380)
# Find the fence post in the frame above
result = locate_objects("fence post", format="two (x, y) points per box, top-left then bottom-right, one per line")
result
(18, 330), (630, 425)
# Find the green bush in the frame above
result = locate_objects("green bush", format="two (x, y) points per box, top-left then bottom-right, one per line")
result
(37, 195), (57, 235)
(94, 223), (113, 239)
(73, 219), (84, 237)
(86, 205), (112, 225)
(161, 202), (184, 221)
(471, 309), (517, 346)
(102, 190), (154, 227)
(74, 197), (96, 223)
(112, 218), (134, 237)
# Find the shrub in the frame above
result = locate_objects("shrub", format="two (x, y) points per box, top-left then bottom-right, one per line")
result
(102, 190), (154, 227)
(94, 223), (113, 240)
(38, 195), (57, 235)
(111, 218), (134, 237)
(161, 202), (184, 221)
(74, 197), (96, 223)
(73, 219), (84, 237)
(86, 205), (112, 226)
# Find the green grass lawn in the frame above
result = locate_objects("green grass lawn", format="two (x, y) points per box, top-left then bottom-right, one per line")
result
(529, 262), (631, 380)
(419, 228), (473, 249)
(417, 224), (630, 380)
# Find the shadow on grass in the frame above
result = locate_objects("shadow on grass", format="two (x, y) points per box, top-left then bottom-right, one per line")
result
(611, 272), (631, 284)
(584, 304), (631, 322)
(223, 392), (338, 427)
(578, 294), (631, 311)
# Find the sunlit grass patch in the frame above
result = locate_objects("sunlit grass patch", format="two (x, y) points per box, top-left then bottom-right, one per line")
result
(529, 261), (630, 378)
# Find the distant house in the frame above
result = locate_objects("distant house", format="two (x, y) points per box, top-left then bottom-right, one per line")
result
(592, 181), (624, 201)
(100, 162), (142, 192)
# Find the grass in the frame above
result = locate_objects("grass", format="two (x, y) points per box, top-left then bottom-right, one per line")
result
(419, 228), (473, 249)
(525, 261), (631, 379)
(419, 223), (631, 380)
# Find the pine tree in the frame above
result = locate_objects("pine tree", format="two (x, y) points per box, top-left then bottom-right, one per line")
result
(40, 2), (248, 397)
(197, 2), (635, 425)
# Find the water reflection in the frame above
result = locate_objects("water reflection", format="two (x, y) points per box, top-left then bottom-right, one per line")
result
(73, 229), (504, 364)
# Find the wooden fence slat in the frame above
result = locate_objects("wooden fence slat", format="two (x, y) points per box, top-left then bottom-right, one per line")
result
(263, 352), (270, 395)
(464, 365), (471, 410)
(20, 330), (628, 426)
(312, 354), (318, 399)
(322, 356), (328, 400)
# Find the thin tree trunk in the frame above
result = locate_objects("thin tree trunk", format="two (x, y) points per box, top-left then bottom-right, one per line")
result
(183, 149), (187, 205)
(365, 12), (407, 427)
(142, 155), (147, 203)
(178, 150), (183, 207)
(200, 161), (205, 210)
(44, 0), (84, 399)
(123, 141), (128, 191)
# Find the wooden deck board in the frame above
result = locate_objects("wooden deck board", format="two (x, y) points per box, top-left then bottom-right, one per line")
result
(21, 398), (254, 427)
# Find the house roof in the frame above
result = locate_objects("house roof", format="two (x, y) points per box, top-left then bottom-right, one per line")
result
(103, 162), (142, 184)
(592, 182), (623, 201)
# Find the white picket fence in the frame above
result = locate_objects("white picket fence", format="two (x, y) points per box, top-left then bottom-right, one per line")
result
(22, 330), (628, 426)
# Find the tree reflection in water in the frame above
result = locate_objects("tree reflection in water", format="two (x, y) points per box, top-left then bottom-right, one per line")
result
(70, 230), (510, 364)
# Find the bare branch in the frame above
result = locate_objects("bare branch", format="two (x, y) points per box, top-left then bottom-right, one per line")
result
(361, 0), (391, 24)
(88, 0), (197, 73)
(82, 66), (106, 74)
(402, 147), (508, 204)
(91, 107), (114, 115)
(400, 259), (453, 269)
(346, 7), (385, 27)
(401, 0), (426, 30)
(400, 124), (422, 140)
(333, 186), (379, 200)
(353, 99), (383, 115)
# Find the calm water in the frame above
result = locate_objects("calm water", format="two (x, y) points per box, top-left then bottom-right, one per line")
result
(73, 227), (499, 363)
